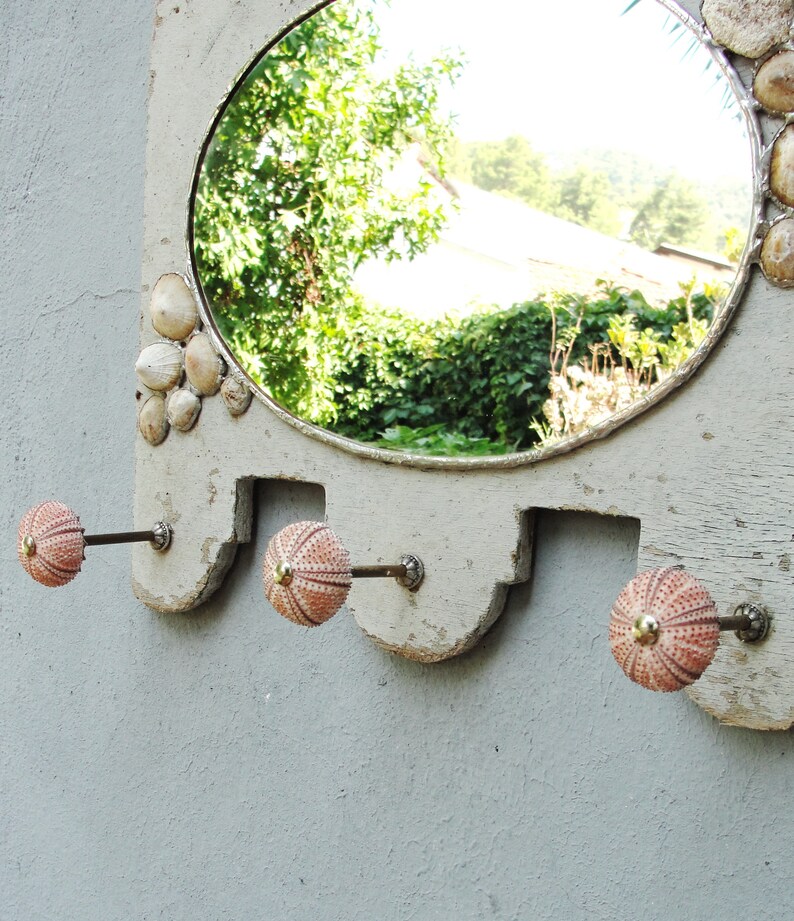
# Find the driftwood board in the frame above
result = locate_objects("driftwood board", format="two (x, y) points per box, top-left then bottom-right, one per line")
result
(133, 0), (794, 729)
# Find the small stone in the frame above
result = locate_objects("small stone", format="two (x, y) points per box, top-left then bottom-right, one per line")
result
(770, 125), (794, 208)
(702, 0), (793, 59)
(754, 50), (794, 113)
(760, 218), (794, 287)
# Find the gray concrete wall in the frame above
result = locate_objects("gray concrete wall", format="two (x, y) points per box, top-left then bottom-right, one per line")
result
(1, 2), (792, 919)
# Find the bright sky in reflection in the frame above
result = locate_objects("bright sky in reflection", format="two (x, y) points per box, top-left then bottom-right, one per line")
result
(371, 0), (751, 182)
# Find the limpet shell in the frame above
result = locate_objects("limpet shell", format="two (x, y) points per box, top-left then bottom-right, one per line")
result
(760, 218), (794, 287)
(18, 500), (85, 587)
(135, 341), (183, 392)
(754, 50), (794, 113)
(609, 567), (720, 692)
(701, 0), (792, 59)
(150, 273), (198, 341)
(263, 521), (352, 626)
(185, 333), (225, 396)
(166, 388), (201, 431)
(770, 125), (794, 209)
(138, 393), (169, 445)
(220, 375), (252, 416)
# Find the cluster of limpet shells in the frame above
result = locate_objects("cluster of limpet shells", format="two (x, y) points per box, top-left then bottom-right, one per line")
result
(700, 1), (794, 288)
(136, 273), (252, 445)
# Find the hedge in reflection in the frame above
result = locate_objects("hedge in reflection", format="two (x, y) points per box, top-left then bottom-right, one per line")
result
(321, 282), (717, 455)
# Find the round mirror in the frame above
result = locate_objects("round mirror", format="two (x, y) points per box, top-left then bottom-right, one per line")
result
(191, 0), (755, 462)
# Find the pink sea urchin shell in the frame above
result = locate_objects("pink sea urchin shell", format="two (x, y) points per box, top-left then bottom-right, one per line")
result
(609, 567), (720, 692)
(263, 521), (352, 626)
(18, 500), (85, 587)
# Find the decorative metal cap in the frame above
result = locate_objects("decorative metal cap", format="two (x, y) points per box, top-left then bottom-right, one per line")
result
(274, 561), (294, 586)
(150, 521), (173, 552)
(396, 554), (424, 592)
(631, 613), (660, 646)
(732, 603), (769, 643)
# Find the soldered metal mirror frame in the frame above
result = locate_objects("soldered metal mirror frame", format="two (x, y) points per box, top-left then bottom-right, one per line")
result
(134, 0), (794, 729)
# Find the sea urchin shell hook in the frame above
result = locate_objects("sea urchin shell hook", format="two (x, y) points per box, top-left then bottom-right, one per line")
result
(262, 520), (424, 627)
(18, 500), (173, 587)
(609, 567), (770, 693)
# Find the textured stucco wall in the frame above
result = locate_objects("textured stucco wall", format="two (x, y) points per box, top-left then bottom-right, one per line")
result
(1, 2), (793, 919)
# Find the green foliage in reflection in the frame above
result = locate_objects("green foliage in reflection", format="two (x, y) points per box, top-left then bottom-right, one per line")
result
(628, 175), (712, 251)
(320, 283), (717, 455)
(193, 0), (461, 421)
(461, 136), (555, 211)
(375, 425), (512, 457)
(450, 137), (622, 234)
(553, 167), (622, 237)
(452, 138), (731, 250)
(192, 0), (729, 457)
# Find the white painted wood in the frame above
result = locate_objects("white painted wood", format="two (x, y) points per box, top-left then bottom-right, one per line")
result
(133, 0), (794, 728)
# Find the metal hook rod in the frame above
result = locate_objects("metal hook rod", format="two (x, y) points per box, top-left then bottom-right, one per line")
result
(83, 521), (172, 552)
(718, 603), (769, 643)
(277, 554), (424, 592)
(351, 564), (407, 579)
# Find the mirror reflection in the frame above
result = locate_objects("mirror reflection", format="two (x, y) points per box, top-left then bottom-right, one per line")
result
(192, 0), (751, 457)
